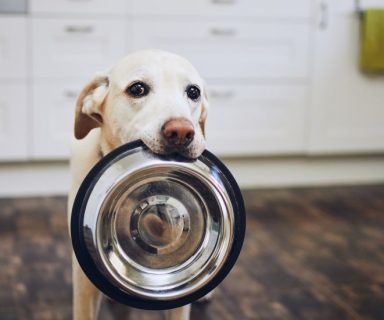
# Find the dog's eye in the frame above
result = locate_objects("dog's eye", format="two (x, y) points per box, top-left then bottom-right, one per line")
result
(126, 82), (149, 98)
(186, 85), (201, 101)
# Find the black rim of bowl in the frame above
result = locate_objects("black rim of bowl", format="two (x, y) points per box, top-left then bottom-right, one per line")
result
(71, 140), (246, 310)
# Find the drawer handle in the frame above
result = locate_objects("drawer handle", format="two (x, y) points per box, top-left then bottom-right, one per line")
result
(319, 1), (329, 30)
(210, 28), (236, 37)
(210, 90), (236, 99)
(65, 25), (94, 33)
(64, 90), (78, 98)
(211, 0), (236, 4)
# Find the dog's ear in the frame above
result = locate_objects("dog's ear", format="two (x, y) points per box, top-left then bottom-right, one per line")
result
(199, 85), (209, 137)
(74, 75), (109, 140)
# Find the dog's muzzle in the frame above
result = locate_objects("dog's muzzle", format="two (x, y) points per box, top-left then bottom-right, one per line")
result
(71, 140), (246, 310)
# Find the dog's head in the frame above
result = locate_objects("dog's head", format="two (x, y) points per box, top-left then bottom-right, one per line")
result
(74, 50), (208, 159)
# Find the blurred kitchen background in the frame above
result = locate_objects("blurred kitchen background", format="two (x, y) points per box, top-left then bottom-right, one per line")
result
(1, 0), (384, 192)
(1, 0), (384, 319)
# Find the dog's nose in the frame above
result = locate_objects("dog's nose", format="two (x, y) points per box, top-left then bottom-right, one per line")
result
(162, 118), (195, 147)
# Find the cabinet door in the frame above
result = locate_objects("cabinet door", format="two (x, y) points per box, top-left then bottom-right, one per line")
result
(309, 0), (384, 154)
(32, 18), (126, 79)
(0, 17), (27, 79)
(30, 0), (127, 15)
(132, 0), (312, 20)
(205, 84), (308, 156)
(32, 82), (80, 159)
(132, 19), (311, 80)
(0, 83), (29, 160)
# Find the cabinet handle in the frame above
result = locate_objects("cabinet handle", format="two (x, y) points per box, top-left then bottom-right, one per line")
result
(210, 90), (236, 99)
(211, 0), (236, 4)
(319, 1), (329, 30)
(210, 27), (236, 37)
(64, 90), (78, 98)
(65, 25), (94, 33)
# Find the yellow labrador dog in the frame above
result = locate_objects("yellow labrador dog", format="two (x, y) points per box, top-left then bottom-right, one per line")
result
(68, 50), (209, 320)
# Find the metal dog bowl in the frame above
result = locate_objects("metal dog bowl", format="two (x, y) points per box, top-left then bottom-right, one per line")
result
(71, 140), (245, 310)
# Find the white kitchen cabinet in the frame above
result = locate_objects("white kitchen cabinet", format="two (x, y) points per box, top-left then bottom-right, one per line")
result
(0, 16), (27, 79)
(205, 84), (308, 155)
(309, 0), (384, 154)
(31, 82), (79, 159)
(0, 16), (29, 161)
(30, 0), (128, 16)
(132, 19), (311, 80)
(132, 0), (312, 20)
(32, 18), (127, 79)
(0, 83), (29, 160)
(2, 0), (383, 163)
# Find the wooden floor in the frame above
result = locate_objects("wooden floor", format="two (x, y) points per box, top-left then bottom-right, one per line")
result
(0, 185), (384, 320)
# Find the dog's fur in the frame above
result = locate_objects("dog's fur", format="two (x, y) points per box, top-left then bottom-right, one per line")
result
(67, 50), (209, 320)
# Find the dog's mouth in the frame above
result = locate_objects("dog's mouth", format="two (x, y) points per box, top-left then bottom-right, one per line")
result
(148, 144), (198, 160)
(135, 129), (206, 160)
(140, 137), (202, 160)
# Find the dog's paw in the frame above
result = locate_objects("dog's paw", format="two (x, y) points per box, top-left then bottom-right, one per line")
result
(196, 290), (214, 304)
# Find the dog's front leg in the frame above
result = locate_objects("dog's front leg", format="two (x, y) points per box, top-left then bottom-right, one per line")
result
(164, 304), (191, 320)
(73, 257), (102, 320)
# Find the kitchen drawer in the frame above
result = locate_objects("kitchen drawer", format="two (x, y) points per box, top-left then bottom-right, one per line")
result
(205, 84), (308, 156)
(0, 17), (27, 79)
(0, 0), (27, 14)
(132, 19), (311, 80)
(316, 0), (384, 18)
(0, 83), (29, 160)
(132, 0), (312, 19)
(32, 82), (80, 159)
(32, 18), (126, 79)
(30, 0), (127, 16)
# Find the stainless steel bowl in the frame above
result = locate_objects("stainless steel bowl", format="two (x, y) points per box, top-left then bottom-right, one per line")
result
(71, 140), (245, 310)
